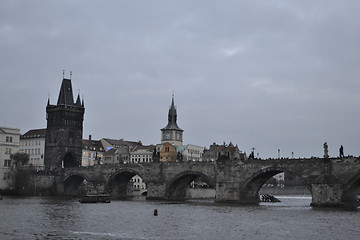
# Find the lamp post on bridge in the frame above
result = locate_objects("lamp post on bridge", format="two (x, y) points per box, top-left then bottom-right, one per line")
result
(278, 149), (280, 159)
(251, 147), (255, 159)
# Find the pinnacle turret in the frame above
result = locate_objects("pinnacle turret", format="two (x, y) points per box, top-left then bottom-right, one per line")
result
(162, 95), (183, 131)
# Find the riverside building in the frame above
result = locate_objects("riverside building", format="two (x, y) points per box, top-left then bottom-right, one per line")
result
(19, 128), (46, 169)
(0, 127), (20, 192)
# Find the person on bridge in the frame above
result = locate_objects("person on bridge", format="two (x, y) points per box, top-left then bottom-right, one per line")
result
(339, 145), (344, 158)
(323, 142), (329, 158)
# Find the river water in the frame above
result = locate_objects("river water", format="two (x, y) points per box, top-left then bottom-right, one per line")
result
(0, 196), (359, 240)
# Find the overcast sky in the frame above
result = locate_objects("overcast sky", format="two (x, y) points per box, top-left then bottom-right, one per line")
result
(1, 0), (359, 158)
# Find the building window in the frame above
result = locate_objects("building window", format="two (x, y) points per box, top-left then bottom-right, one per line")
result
(6, 136), (13, 142)
(3, 172), (11, 180)
(5, 148), (11, 154)
(4, 159), (11, 167)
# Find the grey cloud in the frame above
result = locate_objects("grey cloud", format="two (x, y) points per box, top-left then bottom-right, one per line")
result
(0, 0), (359, 158)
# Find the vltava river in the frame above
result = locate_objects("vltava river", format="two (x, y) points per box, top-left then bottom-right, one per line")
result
(0, 196), (359, 240)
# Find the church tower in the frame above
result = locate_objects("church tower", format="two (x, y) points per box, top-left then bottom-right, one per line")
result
(161, 95), (183, 146)
(44, 77), (85, 171)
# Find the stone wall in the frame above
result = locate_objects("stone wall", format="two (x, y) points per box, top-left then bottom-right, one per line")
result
(186, 188), (215, 199)
(15, 169), (61, 196)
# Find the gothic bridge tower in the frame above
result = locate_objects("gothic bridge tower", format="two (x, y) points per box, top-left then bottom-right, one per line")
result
(161, 95), (183, 146)
(44, 77), (85, 171)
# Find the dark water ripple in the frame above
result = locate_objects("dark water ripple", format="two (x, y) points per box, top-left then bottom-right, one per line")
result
(0, 196), (359, 240)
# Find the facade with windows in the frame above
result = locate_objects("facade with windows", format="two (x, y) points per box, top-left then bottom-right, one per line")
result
(157, 142), (177, 162)
(102, 148), (120, 165)
(202, 142), (245, 161)
(129, 175), (146, 193)
(178, 144), (204, 162)
(129, 145), (155, 164)
(19, 129), (46, 169)
(101, 138), (142, 164)
(0, 127), (20, 191)
(82, 135), (104, 166)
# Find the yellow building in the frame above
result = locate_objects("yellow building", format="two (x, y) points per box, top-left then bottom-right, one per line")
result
(159, 142), (177, 162)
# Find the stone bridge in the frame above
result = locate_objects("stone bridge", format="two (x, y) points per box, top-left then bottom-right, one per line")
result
(62, 157), (360, 208)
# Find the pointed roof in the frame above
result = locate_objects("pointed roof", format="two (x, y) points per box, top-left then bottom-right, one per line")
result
(57, 78), (75, 106)
(162, 95), (183, 131)
(75, 94), (82, 107)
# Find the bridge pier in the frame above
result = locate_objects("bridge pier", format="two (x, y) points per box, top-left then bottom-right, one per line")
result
(82, 180), (107, 195)
(215, 181), (260, 205)
(215, 181), (242, 204)
(310, 174), (344, 208)
(145, 181), (167, 200)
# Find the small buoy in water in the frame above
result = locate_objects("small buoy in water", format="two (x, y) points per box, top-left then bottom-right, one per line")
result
(153, 209), (158, 216)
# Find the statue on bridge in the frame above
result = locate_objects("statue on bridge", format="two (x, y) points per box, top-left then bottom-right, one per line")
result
(323, 142), (329, 158)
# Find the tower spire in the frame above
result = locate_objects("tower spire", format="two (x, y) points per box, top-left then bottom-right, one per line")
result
(162, 94), (183, 131)
(161, 94), (183, 145)
(57, 78), (75, 106)
(47, 93), (50, 106)
(75, 89), (81, 107)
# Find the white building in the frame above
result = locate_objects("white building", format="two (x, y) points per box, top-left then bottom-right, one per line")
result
(177, 144), (204, 162)
(129, 145), (155, 164)
(0, 127), (20, 192)
(19, 128), (46, 170)
(130, 176), (146, 193)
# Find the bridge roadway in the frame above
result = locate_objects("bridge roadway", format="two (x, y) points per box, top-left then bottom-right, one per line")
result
(63, 157), (360, 208)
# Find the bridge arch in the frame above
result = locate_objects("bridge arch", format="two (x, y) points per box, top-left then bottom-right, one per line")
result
(106, 169), (146, 199)
(166, 171), (215, 201)
(64, 174), (87, 195)
(343, 173), (360, 208)
(238, 166), (312, 204)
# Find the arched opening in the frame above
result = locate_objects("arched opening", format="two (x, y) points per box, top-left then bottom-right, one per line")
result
(64, 175), (86, 196)
(106, 171), (146, 200)
(240, 168), (312, 205)
(63, 152), (78, 168)
(343, 175), (360, 208)
(166, 172), (215, 201)
(129, 174), (147, 197)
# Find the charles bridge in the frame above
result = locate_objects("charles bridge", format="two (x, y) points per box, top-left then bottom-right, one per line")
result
(55, 156), (360, 208)
(28, 78), (359, 209)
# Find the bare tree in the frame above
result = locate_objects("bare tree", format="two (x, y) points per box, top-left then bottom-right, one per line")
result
(10, 152), (29, 167)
